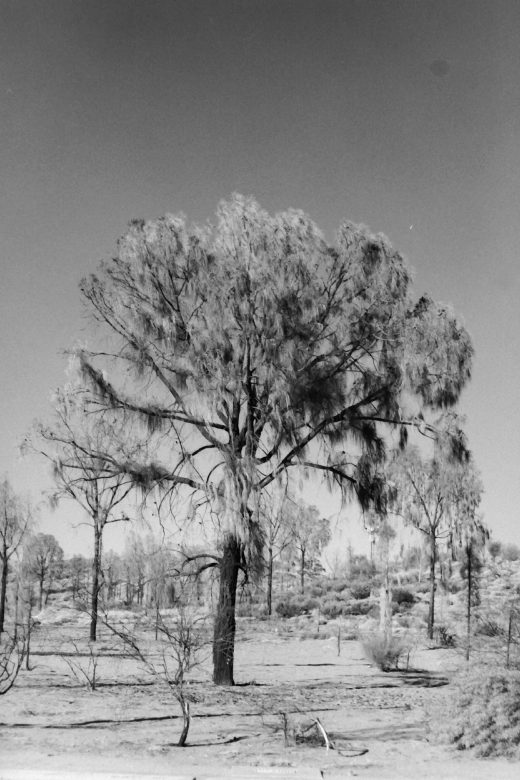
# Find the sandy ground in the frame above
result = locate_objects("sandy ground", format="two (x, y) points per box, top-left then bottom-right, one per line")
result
(1, 616), (519, 779)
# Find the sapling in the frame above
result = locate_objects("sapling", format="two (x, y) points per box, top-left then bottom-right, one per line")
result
(103, 600), (206, 746)
(61, 638), (100, 691)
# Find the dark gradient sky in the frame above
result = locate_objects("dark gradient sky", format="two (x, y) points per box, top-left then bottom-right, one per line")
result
(1, 0), (519, 552)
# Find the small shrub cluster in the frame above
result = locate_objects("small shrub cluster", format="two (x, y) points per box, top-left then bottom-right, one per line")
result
(475, 619), (505, 638)
(434, 667), (520, 757)
(391, 588), (415, 607)
(350, 582), (372, 600)
(330, 579), (349, 594)
(360, 631), (409, 671)
(275, 595), (318, 618)
(434, 625), (456, 647)
(345, 599), (372, 616)
(236, 602), (269, 619)
(320, 598), (344, 619)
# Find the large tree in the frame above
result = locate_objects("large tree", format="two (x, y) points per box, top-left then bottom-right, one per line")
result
(388, 430), (483, 639)
(77, 194), (473, 684)
(0, 478), (32, 635)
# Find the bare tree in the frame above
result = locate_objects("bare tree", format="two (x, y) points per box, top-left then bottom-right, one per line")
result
(259, 485), (294, 615)
(389, 425), (483, 640)
(122, 532), (147, 606)
(286, 501), (331, 594)
(27, 387), (139, 640)
(23, 533), (64, 610)
(0, 631), (26, 695)
(67, 554), (89, 603)
(0, 477), (32, 635)
(103, 602), (206, 746)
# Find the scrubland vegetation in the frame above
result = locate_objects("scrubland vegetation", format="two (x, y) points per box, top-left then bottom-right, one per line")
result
(2, 196), (520, 774)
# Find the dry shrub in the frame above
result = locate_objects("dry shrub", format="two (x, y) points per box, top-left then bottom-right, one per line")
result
(61, 640), (100, 691)
(360, 631), (409, 671)
(320, 598), (344, 619)
(431, 667), (520, 757)
(0, 632), (25, 694)
(275, 595), (318, 618)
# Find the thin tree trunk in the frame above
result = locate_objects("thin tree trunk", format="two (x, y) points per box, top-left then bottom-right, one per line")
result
(213, 534), (241, 686)
(506, 608), (513, 668)
(38, 576), (44, 612)
(177, 697), (191, 746)
(427, 537), (436, 640)
(13, 576), (20, 642)
(267, 546), (273, 616)
(90, 524), (102, 642)
(300, 548), (305, 594)
(25, 593), (33, 671)
(0, 555), (9, 635)
(466, 543), (472, 662)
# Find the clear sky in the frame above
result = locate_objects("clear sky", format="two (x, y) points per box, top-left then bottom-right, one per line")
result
(1, 0), (519, 554)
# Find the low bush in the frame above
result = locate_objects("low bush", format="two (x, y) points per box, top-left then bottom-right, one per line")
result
(475, 619), (506, 638)
(433, 667), (520, 757)
(275, 596), (318, 618)
(446, 579), (463, 594)
(298, 630), (330, 640)
(350, 582), (372, 600)
(330, 579), (349, 593)
(236, 602), (269, 619)
(360, 631), (409, 671)
(320, 598), (344, 619)
(414, 580), (430, 594)
(391, 588), (415, 607)
(345, 599), (372, 616)
(434, 625), (456, 647)
(236, 602), (254, 618)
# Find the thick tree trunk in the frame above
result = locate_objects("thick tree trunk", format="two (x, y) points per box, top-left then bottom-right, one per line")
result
(213, 535), (241, 686)
(267, 546), (273, 616)
(427, 538), (436, 640)
(90, 525), (102, 642)
(0, 556), (9, 635)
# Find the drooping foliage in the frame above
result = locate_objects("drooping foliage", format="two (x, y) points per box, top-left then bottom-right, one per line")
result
(75, 194), (474, 682)
(79, 195), (472, 524)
